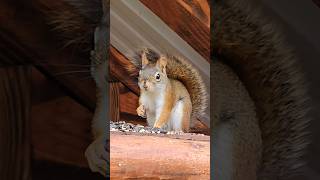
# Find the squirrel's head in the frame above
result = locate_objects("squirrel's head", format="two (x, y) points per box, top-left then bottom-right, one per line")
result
(138, 52), (168, 92)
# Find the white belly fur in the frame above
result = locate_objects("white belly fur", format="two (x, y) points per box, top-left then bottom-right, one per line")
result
(140, 90), (165, 127)
(167, 100), (184, 131)
(140, 90), (185, 131)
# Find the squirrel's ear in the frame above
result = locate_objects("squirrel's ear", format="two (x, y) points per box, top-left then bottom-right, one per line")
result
(141, 52), (149, 67)
(157, 56), (167, 73)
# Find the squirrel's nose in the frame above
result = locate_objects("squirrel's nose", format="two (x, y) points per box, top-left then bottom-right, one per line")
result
(143, 81), (148, 89)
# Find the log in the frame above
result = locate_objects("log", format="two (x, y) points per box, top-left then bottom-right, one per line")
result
(110, 132), (210, 179)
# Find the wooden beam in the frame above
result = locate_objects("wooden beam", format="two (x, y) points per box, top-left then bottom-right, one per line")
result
(176, 0), (210, 27)
(110, 47), (140, 94)
(0, 66), (31, 180)
(31, 67), (93, 168)
(140, 0), (210, 61)
(119, 82), (139, 116)
(110, 82), (120, 122)
(31, 67), (66, 105)
(110, 132), (210, 179)
(31, 96), (93, 167)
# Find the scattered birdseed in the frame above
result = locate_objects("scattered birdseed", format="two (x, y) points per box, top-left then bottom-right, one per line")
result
(110, 121), (190, 135)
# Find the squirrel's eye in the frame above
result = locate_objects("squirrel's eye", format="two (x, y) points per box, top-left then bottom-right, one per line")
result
(155, 73), (160, 81)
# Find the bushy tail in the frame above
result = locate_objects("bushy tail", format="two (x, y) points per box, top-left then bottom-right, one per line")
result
(126, 48), (208, 120)
(213, 0), (310, 179)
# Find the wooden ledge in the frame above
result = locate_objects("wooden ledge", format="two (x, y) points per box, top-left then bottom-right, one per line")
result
(110, 131), (210, 179)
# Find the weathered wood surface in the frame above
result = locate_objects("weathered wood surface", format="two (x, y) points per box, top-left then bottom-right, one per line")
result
(31, 68), (93, 167)
(110, 47), (140, 94)
(110, 82), (121, 122)
(119, 82), (139, 115)
(31, 97), (93, 167)
(140, 0), (210, 61)
(0, 66), (31, 180)
(110, 132), (210, 179)
(176, 0), (210, 27)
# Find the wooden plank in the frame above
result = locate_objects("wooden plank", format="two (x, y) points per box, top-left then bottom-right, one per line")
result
(0, 66), (31, 180)
(110, 47), (140, 94)
(140, 0), (210, 61)
(119, 82), (139, 115)
(176, 0), (210, 27)
(110, 82), (120, 122)
(110, 132), (210, 179)
(31, 67), (66, 105)
(31, 68), (93, 167)
(31, 96), (93, 167)
(32, 161), (105, 180)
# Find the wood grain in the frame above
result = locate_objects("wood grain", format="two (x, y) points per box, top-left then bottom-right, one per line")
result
(31, 96), (93, 167)
(110, 132), (210, 179)
(177, 0), (210, 27)
(0, 66), (31, 180)
(31, 68), (93, 167)
(31, 67), (67, 105)
(110, 82), (120, 122)
(119, 82), (139, 115)
(140, 0), (210, 61)
(110, 47), (140, 94)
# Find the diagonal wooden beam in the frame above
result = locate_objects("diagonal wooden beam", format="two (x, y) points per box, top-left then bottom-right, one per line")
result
(110, 47), (140, 95)
(140, 0), (210, 61)
(176, 0), (210, 28)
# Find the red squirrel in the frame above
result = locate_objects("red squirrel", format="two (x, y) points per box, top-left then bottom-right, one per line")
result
(128, 48), (208, 132)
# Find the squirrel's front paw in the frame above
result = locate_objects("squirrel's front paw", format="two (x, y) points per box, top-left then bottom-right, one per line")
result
(85, 136), (108, 177)
(136, 105), (146, 118)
